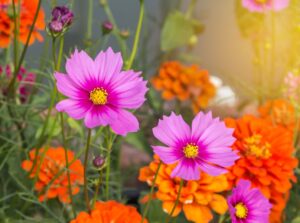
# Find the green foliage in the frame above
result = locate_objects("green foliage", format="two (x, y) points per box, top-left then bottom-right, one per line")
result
(161, 10), (203, 51)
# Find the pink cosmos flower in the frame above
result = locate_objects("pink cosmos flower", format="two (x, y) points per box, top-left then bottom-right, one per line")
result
(242, 0), (289, 12)
(152, 112), (239, 180)
(54, 47), (148, 136)
(227, 180), (272, 223)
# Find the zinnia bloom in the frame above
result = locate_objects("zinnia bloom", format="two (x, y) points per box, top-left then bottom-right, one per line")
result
(152, 111), (238, 180)
(139, 156), (229, 223)
(70, 200), (148, 223)
(225, 115), (298, 222)
(55, 47), (148, 136)
(258, 99), (297, 134)
(0, 0), (45, 48)
(242, 0), (290, 12)
(152, 61), (216, 113)
(227, 179), (272, 223)
(22, 147), (84, 203)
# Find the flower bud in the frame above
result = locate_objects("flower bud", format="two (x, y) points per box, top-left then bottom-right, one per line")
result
(93, 156), (105, 169)
(102, 20), (113, 35)
(120, 29), (130, 39)
(48, 6), (74, 36)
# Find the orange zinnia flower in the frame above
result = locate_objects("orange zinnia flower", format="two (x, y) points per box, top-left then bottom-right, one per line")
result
(225, 115), (298, 223)
(0, 0), (45, 48)
(258, 99), (298, 133)
(70, 200), (148, 223)
(22, 147), (84, 203)
(139, 156), (228, 223)
(152, 61), (216, 113)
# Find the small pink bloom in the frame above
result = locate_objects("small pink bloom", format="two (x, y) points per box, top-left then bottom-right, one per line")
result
(284, 72), (300, 100)
(227, 180), (272, 223)
(152, 112), (239, 180)
(242, 0), (289, 12)
(55, 47), (148, 136)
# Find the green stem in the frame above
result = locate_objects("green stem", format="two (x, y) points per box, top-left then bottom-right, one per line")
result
(60, 113), (76, 218)
(92, 170), (103, 208)
(86, 0), (93, 40)
(84, 129), (92, 211)
(165, 179), (184, 223)
(125, 0), (145, 70)
(105, 133), (112, 200)
(141, 161), (162, 223)
(102, 1), (127, 57)
(7, 0), (42, 97)
(12, 0), (18, 72)
(186, 0), (197, 19)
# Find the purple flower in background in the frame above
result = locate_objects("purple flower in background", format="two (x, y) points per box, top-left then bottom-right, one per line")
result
(48, 6), (74, 33)
(242, 0), (289, 12)
(227, 180), (272, 223)
(54, 47), (148, 136)
(102, 20), (113, 35)
(0, 65), (36, 102)
(151, 112), (238, 180)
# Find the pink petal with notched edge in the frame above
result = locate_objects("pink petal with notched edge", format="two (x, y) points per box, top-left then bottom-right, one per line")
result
(84, 105), (119, 129)
(196, 160), (228, 176)
(109, 109), (139, 136)
(54, 72), (88, 99)
(56, 99), (92, 120)
(109, 70), (148, 109)
(152, 146), (182, 164)
(66, 49), (97, 90)
(152, 113), (191, 148)
(171, 159), (200, 181)
(94, 47), (123, 85)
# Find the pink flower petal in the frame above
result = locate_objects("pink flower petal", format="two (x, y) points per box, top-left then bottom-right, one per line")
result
(153, 112), (190, 147)
(94, 47), (123, 85)
(109, 109), (139, 136)
(54, 72), (88, 99)
(171, 159), (200, 180)
(196, 160), (227, 176)
(152, 146), (182, 164)
(66, 49), (97, 90)
(56, 99), (92, 120)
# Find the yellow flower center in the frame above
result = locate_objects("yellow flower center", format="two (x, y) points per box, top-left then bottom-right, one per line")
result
(89, 87), (108, 105)
(235, 202), (248, 219)
(244, 134), (271, 159)
(183, 143), (199, 158)
(255, 0), (268, 4)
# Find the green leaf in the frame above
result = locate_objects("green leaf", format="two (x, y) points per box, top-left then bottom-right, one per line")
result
(125, 131), (152, 154)
(292, 217), (300, 223)
(161, 11), (195, 51)
(67, 117), (84, 138)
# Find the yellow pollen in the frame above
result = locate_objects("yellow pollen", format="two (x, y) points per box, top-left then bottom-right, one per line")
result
(89, 87), (108, 105)
(183, 143), (199, 158)
(235, 202), (248, 219)
(255, 0), (268, 4)
(244, 134), (271, 159)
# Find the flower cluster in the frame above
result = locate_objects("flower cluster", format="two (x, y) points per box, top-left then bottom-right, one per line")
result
(22, 147), (84, 203)
(152, 61), (216, 113)
(139, 155), (229, 223)
(225, 115), (298, 222)
(0, 0), (45, 48)
(70, 200), (147, 223)
(0, 64), (36, 102)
